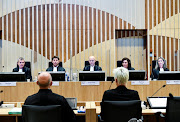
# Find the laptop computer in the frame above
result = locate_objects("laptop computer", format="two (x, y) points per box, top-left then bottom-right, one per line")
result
(66, 98), (77, 110)
(147, 97), (167, 109)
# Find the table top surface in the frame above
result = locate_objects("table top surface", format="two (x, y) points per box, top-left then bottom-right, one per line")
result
(0, 107), (166, 116)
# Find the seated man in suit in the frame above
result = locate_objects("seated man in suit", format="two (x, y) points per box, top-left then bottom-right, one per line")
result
(100, 67), (140, 120)
(24, 72), (76, 122)
(83, 56), (102, 71)
(46, 56), (65, 72)
(12, 57), (32, 81)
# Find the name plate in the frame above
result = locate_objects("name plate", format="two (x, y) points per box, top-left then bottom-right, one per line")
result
(166, 80), (180, 84)
(81, 81), (100, 86)
(52, 81), (59, 86)
(131, 80), (149, 85)
(0, 82), (16, 86)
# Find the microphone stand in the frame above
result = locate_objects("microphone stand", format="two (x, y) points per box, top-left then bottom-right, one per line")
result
(0, 90), (3, 106)
(151, 85), (166, 97)
(109, 79), (114, 90)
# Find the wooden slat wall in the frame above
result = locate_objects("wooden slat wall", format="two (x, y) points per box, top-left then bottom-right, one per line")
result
(0, 3), (136, 73)
(146, 0), (180, 73)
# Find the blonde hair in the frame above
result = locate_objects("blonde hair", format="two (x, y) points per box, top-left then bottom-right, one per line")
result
(113, 67), (129, 85)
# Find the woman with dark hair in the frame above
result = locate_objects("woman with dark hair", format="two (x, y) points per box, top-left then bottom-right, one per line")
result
(152, 57), (169, 79)
(121, 57), (135, 70)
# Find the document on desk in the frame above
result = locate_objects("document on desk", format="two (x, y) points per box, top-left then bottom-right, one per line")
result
(81, 81), (100, 86)
(131, 80), (149, 85)
(0, 82), (16, 86)
(166, 80), (180, 84)
(52, 81), (59, 86)
(8, 108), (22, 114)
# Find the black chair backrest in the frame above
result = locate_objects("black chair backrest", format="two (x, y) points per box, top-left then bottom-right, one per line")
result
(22, 105), (62, 122)
(117, 60), (122, 67)
(49, 62), (63, 67)
(152, 60), (156, 70)
(101, 100), (142, 122)
(85, 61), (99, 67)
(17, 61), (31, 69)
(166, 97), (180, 122)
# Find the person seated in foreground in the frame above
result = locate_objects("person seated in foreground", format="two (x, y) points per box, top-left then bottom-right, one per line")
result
(24, 72), (76, 122)
(121, 57), (135, 70)
(100, 67), (140, 119)
(12, 57), (32, 81)
(83, 56), (102, 71)
(46, 56), (65, 72)
(151, 57), (169, 79)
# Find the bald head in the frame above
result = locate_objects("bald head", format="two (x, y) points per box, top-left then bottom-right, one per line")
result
(89, 56), (96, 66)
(37, 72), (52, 89)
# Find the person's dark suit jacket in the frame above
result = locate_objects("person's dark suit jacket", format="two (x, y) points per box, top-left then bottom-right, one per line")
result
(83, 65), (102, 71)
(100, 85), (140, 120)
(12, 66), (32, 81)
(24, 89), (76, 122)
(152, 67), (169, 79)
(46, 66), (65, 71)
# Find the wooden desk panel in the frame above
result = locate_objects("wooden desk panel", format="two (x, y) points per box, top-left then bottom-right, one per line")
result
(0, 81), (179, 102)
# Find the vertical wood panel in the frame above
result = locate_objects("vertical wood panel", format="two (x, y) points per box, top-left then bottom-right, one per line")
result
(81, 6), (83, 52)
(106, 13), (109, 40)
(72, 5), (75, 57)
(68, 4), (70, 60)
(89, 7), (92, 47)
(63, 4), (66, 62)
(102, 11), (105, 43)
(59, 4), (62, 61)
(76, 5), (79, 54)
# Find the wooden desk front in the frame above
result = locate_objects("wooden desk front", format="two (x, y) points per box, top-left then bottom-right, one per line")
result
(0, 81), (179, 102)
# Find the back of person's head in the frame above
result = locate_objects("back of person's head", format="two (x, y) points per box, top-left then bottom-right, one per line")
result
(121, 57), (131, 69)
(113, 67), (129, 85)
(155, 57), (167, 69)
(37, 72), (52, 89)
(52, 56), (59, 61)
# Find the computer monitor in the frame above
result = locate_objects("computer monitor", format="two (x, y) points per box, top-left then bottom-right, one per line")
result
(0, 72), (26, 82)
(40, 71), (65, 81)
(129, 70), (146, 80)
(66, 98), (77, 110)
(79, 71), (105, 81)
(158, 71), (180, 80)
(147, 97), (167, 109)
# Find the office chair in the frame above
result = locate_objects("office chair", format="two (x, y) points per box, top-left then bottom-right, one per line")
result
(85, 61), (99, 67)
(49, 62), (63, 67)
(22, 105), (62, 122)
(17, 61), (31, 69)
(117, 60), (122, 67)
(99, 100), (142, 122)
(155, 93), (180, 122)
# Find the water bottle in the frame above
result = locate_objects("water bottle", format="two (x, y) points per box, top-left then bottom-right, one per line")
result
(73, 73), (78, 81)
(65, 72), (69, 81)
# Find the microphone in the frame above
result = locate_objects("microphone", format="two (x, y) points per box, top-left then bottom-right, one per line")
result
(109, 79), (114, 90)
(151, 85), (166, 97)
(0, 90), (3, 106)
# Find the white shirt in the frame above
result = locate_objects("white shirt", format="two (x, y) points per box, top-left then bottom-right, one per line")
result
(160, 68), (164, 71)
(19, 69), (23, 72)
(90, 66), (94, 71)
(53, 67), (58, 72)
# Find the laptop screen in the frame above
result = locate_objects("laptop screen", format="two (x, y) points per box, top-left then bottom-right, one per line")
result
(66, 98), (77, 110)
(147, 97), (167, 109)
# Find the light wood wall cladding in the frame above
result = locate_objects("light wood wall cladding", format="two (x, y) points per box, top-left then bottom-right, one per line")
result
(0, 4), (135, 63)
(145, 0), (180, 71)
(0, 81), (180, 102)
